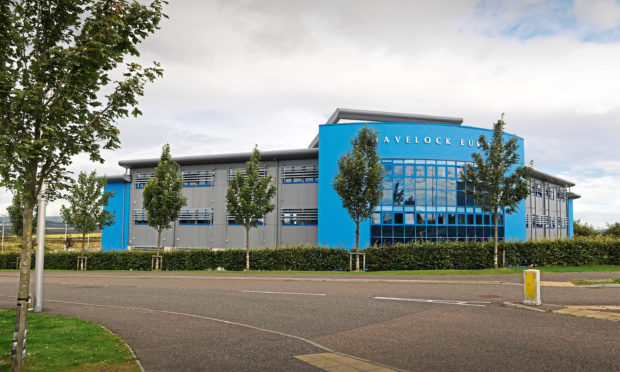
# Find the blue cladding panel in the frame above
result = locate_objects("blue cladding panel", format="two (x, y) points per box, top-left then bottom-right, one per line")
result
(101, 181), (130, 251)
(318, 122), (527, 249)
(568, 199), (574, 238)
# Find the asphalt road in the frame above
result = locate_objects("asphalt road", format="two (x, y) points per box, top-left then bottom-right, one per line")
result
(0, 271), (618, 371)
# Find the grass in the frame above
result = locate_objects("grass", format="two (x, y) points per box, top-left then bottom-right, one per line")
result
(571, 278), (620, 285)
(0, 235), (102, 253)
(0, 310), (139, 372)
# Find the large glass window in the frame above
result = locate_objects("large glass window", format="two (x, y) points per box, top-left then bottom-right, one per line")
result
(370, 159), (505, 244)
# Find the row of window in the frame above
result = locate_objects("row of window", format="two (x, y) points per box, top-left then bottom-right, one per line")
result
(371, 226), (506, 245)
(529, 183), (567, 201)
(134, 165), (318, 189)
(372, 212), (504, 226)
(526, 214), (569, 229)
(132, 208), (318, 226)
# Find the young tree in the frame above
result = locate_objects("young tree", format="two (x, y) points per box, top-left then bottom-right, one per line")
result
(60, 171), (115, 269)
(142, 144), (186, 269)
(0, 2), (166, 369)
(573, 219), (599, 237)
(332, 125), (383, 271)
(461, 114), (531, 269)
(226, 146), (277, 271)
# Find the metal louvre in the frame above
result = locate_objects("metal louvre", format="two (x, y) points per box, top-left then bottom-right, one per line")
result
(557, 187), (567, 200)
(135, 173), (154, 189)
(182, 170), (215, 187)
(282, 165), (318, 183)
(281, 208), (318, 225)
(179, 208), (213, 225)
(226, 213), (264, 225)
(133, 209), (148, 224)
(227, 167), (268, 183)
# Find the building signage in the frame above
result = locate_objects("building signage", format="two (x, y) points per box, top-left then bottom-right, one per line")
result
(382, 135), (481, 147)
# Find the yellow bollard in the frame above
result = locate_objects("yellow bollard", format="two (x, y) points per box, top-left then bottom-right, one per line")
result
(523, 269), (541, 305)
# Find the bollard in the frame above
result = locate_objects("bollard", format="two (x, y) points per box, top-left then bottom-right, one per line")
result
(523, 269), (541, 306)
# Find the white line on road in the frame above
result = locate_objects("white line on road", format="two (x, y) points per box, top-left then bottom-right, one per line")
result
(242, 290), (326, 296)
(373, 296), (492, 307)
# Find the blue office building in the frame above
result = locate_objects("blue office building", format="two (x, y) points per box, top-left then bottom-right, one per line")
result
(102, 109), (578, 251)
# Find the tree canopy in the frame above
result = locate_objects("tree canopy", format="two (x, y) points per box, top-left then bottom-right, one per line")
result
(142, 143), (186, 257)
(60, 171), (115, 255)
(226, 146), (277, 271)
(461, 115), (531, 269)
(332, 125), (383, 271)
(573, 219), (599, 237)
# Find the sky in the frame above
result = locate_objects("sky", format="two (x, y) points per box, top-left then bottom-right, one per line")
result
(1, 0), (619, 228)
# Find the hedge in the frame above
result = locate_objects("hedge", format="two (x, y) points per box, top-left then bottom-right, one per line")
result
(0, 237), (617, 271)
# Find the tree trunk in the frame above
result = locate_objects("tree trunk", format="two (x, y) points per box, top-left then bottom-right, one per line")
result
(80, 231), (86, 270)
(493, 213), (498, 269)
(156, 229), (162, 270)
(245, 226), (250, 271)
(11, 199), (35, 371)
(355, 221), (360, 272)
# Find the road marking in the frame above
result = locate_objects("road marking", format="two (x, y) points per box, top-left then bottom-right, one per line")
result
(242, 290), (326, 296)
(0, 295), (404, 372)
(541, 281), (575, 287)
(373, 296), (491, 307)
(296, 352), (396, 372)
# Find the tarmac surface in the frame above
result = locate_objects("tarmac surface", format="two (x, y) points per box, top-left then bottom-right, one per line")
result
(0, 271), (618, 371)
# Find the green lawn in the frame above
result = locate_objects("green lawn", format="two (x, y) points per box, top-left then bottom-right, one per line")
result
(571, 278), (620, 285)
(0, 310), (139, 372)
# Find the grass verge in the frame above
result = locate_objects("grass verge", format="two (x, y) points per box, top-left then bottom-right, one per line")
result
(571, 278), (620, 285)
(0, 310), (140, 372)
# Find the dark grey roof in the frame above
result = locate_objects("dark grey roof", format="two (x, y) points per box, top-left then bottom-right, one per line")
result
(118, 148), (318, 169)
(309, 108), (463, 148)
(568, 192), (581, 200)
(530, 168), (575, 187)
(104, 175), (131, 183)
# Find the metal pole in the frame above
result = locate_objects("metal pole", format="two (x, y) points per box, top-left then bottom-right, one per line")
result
(1, 217), (4, 254)
(34, 182), (46, 313)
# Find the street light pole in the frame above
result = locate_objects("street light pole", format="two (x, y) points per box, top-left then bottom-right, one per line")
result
(33, 182), (46, 313)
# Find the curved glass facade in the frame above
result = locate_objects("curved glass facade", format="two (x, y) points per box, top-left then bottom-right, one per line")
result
(370, 159), (504, 245)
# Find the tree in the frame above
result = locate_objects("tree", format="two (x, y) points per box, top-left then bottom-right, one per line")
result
(573, 219), (599, 237)
(60, 171), (115, 268)
(461, 114), (531, 269)
(0, 2), (166, 369)
(142, 144), (186, 269)
(7, 192), (37, 239)
(602, 222), (620, 238)
(226, 146), (277, 271)
(332, 125), (383, 271)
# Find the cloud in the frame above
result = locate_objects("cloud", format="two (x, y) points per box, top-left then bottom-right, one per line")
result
(1, 0), (619, 227)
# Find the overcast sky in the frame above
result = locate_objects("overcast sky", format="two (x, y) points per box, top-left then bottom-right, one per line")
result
(1, 0), (619, 228)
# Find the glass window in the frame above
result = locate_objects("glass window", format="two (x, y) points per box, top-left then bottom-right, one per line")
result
(448, 213), (456, 225)
(417, 213), (425, 224)
(447, 167), (456, 178)
(437, 213), (446, 224)
(467, 214), (474, 225)
(427, 166), (435, 177)
(415, 190), (425, 205)
(404, 190), (415, 206)
(437, 166), (446, 177)
(405, 213), (415, 224)
(427, 213), (436, 224)
(382, 190), (391, 205)
(394, 213), (404, 224)
(476, 214), (482, 225)
(458, 214), (466, 225)
(372, 213), (381, 224)
(384, 164), (393, 177)
(383, 179), (392, 189)
(415, 178), (425, 188)
(393, 189), (404, 205)
(394, 165), (403, 177)
(416, 165), (425, 177)
(405, 165), (414, 177)
(383, 213), (392, 224)
(484, 215), (490, 225)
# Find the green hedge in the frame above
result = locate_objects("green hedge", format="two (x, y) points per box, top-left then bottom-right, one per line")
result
(0, 237), (617, 271)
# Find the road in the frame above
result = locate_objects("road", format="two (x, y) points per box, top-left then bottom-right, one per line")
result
(0, 271), (618, 371)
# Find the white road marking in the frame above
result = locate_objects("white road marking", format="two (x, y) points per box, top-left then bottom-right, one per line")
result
(373, 296), (492, 307)
(242, 290), (326, 296)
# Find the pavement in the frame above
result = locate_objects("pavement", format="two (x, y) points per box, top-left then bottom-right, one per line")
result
(0, 271), (617, 371)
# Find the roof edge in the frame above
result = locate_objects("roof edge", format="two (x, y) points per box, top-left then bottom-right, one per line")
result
(119, 148), (318, 169)
(530, 168), (575, 187)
